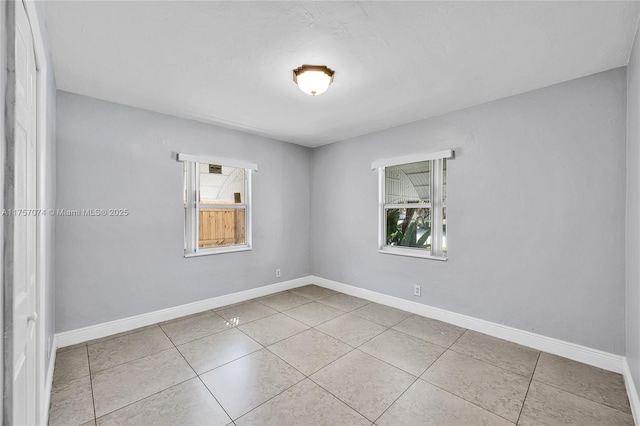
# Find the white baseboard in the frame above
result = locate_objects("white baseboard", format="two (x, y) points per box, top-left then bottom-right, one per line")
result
(55, 276), (313, 348)
(42, 334), (57, 426)
(311, 276), (625, 373)
(55, 274), (625, 375)
(623, 359), (640, 424)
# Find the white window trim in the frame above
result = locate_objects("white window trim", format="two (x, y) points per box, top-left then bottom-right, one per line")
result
(179, 153), (255, 257)
(177, 153), (258, 172)
(374, 149), (453, 261)
(378, 246), (448, 261)
(371, 149), (453, 170)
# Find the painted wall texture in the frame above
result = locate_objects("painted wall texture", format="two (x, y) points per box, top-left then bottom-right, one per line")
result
(626, 20), (640, 402)
(55, 91), (313, 332)
(1, 0), (7, 414)
(312, 68), (627, 354)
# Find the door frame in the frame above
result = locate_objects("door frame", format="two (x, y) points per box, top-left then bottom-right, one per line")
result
(3, 0), (50, 424)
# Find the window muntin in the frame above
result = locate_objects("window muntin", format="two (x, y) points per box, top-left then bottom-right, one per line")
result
(379, 157), (448, 260)
(183, 160), (252, 256)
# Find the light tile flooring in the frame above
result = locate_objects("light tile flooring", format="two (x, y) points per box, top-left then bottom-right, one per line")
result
(49, 285), (634, 426)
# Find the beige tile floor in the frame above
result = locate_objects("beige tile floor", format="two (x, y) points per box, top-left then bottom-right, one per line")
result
(48, 285), (634, 426)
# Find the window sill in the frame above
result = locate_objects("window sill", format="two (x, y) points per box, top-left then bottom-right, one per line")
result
(378, 247), (447, 261)
(185, 245), (252, 257)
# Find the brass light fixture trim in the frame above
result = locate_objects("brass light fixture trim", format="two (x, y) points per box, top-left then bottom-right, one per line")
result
(292, 64), (335, 96)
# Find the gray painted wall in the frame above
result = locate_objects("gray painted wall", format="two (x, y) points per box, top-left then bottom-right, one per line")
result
(1, 0), (6, 416)
(55, 91), (313, 332)
(312, 68), (627, 354)
(627, 20), (640, 403)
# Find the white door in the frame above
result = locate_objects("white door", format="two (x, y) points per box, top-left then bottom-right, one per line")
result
(11, 1), (38, 424)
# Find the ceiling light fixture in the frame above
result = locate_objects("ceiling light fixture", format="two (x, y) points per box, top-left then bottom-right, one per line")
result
(293, 65), (335, 96)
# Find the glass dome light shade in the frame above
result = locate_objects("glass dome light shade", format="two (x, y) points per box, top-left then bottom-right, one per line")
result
(293, 65), (335, 96)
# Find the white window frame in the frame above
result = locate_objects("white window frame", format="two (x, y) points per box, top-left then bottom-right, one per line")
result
(178, 153), (257, 257)
(372, 149), (453, 261)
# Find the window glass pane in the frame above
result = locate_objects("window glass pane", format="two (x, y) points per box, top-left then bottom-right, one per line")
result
(385, 207), (431, 249)
(442, 207), (447, 253)
(199, 207), (246, 248)
(385, 161), (430, 204)
(199, 164), (245, 204)
(443, 159), (447, 204)
(183, 163), (187, 204)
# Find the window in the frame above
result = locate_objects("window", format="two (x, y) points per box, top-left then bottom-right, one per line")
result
(373, 150), (452, 260)
(179, 153), (257, 256)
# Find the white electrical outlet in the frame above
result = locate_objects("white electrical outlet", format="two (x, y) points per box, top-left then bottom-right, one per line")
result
(275, 268), (281, 278)
(414, 285), (421, 297)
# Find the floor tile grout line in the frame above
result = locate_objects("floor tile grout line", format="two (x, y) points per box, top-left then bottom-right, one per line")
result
(377, 332), (526, 423)
(263, 321), (364, 379)
(168, 312), (282, 348)
(158, 309), (218, 327)
(170, 308), (312, 422)
(446, 346), (537, 380)
(49, 345), (91, 388)
(448, 328), (542, 379)
(90, 327), (203, 420)
(314, 297), (372, 313)
(420, 338), (453, 375)
(380, 325), (451, 351)
(171, 321), (267, 378)
(192, 291), (340, 421)
(370, 334), (459, 424)
(88, 343), (177, 376)
(390, 314), (468, 346)
(229, 376), (309, 422)
(263, 345), (314, 379)
(356, 345), (435, 379)
(418, 375), (518, 424)
(312, 315), (392, 348)
(237, 317), (312, 348)
(288, 290), (339, 301)
(444, 327), (466, 350)
(55, 341), (88, 355)
(93, 376), (197, 421)
(350, 330), (432, 375)
(216, 306), (279, 323)
(311, 310), (354, 328)
(283, 321), (427, 422)
(516, 351), (541, 425)
(191, 366), (236, 422)
(348, 310), (412, 329)
(256, 291), (316, 311)
(306, 375), (376, 423)
(161, 320), (238, 346)
(85, 343), (98, 424)
(85, 324), (161, 347)
(278, 308), (346, 329)
(526, 377), (633, 416)
(158, 323), (237, 424)
(372, 375), (423, 424)
(190, 345), (265, 378)
(408, 332), (524, 425)
(531, 352), (630, 414)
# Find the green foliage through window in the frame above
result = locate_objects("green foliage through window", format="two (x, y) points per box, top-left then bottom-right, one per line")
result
(386, 208), (432, 249)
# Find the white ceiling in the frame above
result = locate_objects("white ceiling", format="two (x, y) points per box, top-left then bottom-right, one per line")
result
(44, 1), (640, 147)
